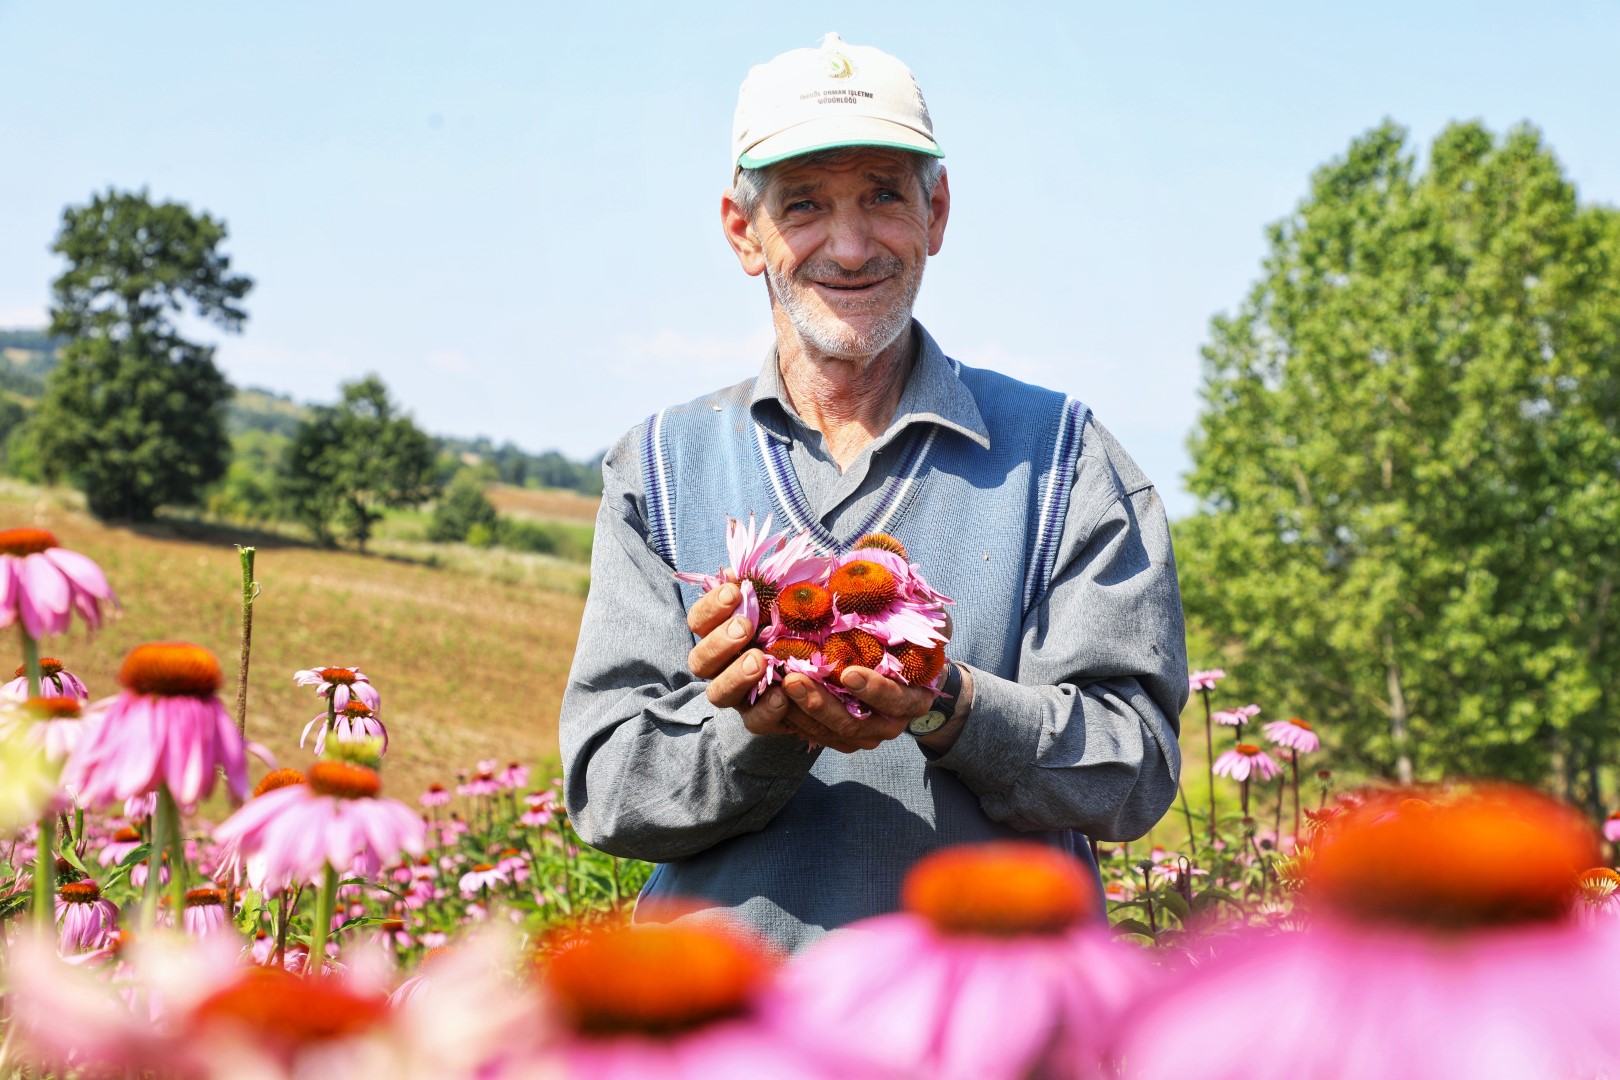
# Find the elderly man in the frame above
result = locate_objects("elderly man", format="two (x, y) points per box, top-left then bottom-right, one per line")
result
(560, 33), (1187, 952)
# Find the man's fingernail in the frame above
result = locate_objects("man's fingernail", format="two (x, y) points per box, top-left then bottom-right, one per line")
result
(786, 681), (807, 700)
(843, 671), (868, 691)
(717, 583), (738, 604)
(742, 654), (760, 676)
(728, 617), (750, 640)
(768, 691), (786, 710)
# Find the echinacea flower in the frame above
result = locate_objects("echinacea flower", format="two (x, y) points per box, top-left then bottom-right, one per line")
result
(1212, 703), (1261, 726)
(531, 921), (872, 1079)
(2, 657), (90, 702)
(420, 783), (450, 808)
(1213, 744), (1282, 782)
(520, 790), (556, 827)
(458, 768), (500, 798)
(8, 695), (94, 763)
(56, 879), (119, 953)
(60, 642), (248, 811)
(301, 699), (389, 756)
(0, 528), (116, 639)
(1188, 668), (1226, 692)
(211, 760), (425, 895)
(180, 888), (232, 938)
(1262, 717), (1321, 753)
(674, 514), (831, 631)
(99, 824), (145, 868)
(1604, 810), (1620, 844)
(1114, 786), (1620, 1080)
(293, 665), (381, 712)
(458, 863), (508, 896)
(188, 965), (398, 1074)
(766, 842), (1149, 1079)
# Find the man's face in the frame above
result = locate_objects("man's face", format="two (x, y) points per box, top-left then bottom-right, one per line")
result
(731, 148), (949, 362)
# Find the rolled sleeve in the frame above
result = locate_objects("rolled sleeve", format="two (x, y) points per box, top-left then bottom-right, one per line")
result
(559, 428), (819, 863)
(929, 432), (1189, 841)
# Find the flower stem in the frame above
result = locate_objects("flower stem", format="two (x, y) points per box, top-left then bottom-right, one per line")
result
(1290, 751), (1302, 841)
(1201, 687), (1216, 844)
(234, 546), (258, 738)
(22, 629), (54, 932)
(32, 815), (54, 934)
(160, 787), (186, 921)
(309, 864), (339, 975)
(142, 793), (171, 930)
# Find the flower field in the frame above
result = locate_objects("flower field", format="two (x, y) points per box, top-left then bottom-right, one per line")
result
(4, 508), (1620, 1078)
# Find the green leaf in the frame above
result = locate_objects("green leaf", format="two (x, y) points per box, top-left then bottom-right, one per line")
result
(1156, 889), (1191, 924)
(1109, 917), (1155, 938)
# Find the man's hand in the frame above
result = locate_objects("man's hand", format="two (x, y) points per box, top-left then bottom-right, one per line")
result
(687, 583), (942, 753)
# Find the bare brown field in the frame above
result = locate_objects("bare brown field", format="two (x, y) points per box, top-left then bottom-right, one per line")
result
(1, 485), (586, 800)
(486, 484), (600, 524)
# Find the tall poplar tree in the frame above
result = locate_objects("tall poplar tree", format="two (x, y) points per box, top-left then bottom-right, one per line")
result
(32, 188), (251, 520)
(1178, 121), (1620, 808)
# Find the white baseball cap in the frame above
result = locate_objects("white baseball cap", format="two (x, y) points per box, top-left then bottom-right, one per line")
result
(731, 32), (944, 172)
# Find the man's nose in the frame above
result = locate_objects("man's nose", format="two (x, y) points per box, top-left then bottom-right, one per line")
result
(820, 205), (878, 269)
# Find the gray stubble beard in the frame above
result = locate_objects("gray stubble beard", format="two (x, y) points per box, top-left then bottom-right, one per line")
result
(765, 254), (925, 364)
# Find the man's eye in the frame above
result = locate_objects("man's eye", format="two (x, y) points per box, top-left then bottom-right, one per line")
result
(874, 190), (903, 203)
(784, 200), (816, 213)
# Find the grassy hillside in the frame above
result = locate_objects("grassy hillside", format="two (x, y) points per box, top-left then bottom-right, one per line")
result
(1, 482), (590, 799)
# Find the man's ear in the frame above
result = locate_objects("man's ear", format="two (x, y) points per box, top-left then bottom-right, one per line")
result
(926, 168), (950, 257)
(721, 192), (767, 277)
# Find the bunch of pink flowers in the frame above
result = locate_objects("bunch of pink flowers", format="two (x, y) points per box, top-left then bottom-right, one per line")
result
(676, 517), (952, 716)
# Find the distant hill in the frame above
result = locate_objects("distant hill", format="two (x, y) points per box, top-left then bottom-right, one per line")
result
(0, 327), (604, 494)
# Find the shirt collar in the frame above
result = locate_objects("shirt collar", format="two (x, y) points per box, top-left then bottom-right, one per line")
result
(749, 321), (991, 450)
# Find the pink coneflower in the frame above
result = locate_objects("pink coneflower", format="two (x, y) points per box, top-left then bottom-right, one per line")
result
(210, 761), (425, 895)
(1262, 716), (1321, 753)
(187, 965), (394, 1071)
(11, 695), (94, 764)
(500, 760), (529, 789)
(2, 657), (90, 702)
(301, 699), (389, 756)
(60, 642), (248, 811)
(1604, 810), (1620, 844)
(420, 783), (451, 808)
(674, 513), (832, 631)
(458, 863), (508, 896)
(0, 528), (116, 639)
(99, 824), (144, 868)
(1188, 668), (1226, 692)
(292, 665), (380, 712)
(766, 842), (1150, 1079)
(56, 879), (119, 953)
(1213, 744), (1282, 782)
(458, 769), (500, 798)
(1115, 787), (1620, 1079)
(180, 887), (231, 938)
(1212, 703), (1261, 726)
(533, 922), (869, 1079)
(520, 789), (556, 827)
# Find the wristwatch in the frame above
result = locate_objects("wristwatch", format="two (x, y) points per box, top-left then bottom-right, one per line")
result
(907, 663), (963, 737)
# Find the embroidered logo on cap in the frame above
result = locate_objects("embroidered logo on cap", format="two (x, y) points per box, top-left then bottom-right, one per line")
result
(825, 53), (854, 79)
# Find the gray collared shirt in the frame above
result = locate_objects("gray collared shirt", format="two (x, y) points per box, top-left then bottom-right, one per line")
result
(560, 324), (1187, 948)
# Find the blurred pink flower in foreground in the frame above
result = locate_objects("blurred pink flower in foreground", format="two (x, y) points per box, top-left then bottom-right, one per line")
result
(2, 656), (90, 701)
(535, 920), (870, 1079)
(293, 664), (381, 712)
(1188, 668), (1226, 691)
(0, 527), (117, 639)
(767, 842), (1149, 1079)
(1116, 787), (1620, 1080)
(211, 760), (425, 894)
(1213, 743), (1282, 782)
(62, 642), (248, 811)
(1262, 716), (1321, 753)
(55, 879), (119, 953)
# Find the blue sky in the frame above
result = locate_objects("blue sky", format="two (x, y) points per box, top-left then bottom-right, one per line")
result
(2, 1), (1616, 517)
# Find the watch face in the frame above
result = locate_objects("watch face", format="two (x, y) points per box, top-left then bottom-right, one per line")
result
(908, 710), (949, 736)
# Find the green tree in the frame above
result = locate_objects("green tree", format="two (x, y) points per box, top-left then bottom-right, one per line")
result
(279, 375), (439, 552)
(30, 188), (250, 520)
(1177, 121), (1620, 809)
(429, 471), (500, 544)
